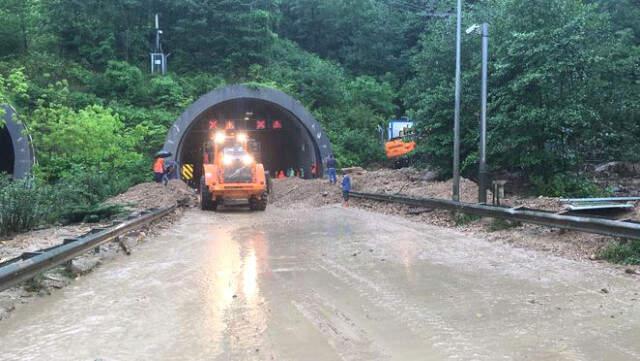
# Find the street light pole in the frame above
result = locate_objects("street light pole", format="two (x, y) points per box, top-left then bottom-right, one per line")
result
(478, 23), (489, 203)
(452, 0), (462, 201)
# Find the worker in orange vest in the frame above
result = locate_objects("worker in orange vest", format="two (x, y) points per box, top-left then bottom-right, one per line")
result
(153, 157), (165, 183)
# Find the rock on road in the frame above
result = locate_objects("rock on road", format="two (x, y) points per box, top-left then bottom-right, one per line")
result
(1, 206), (640, 360)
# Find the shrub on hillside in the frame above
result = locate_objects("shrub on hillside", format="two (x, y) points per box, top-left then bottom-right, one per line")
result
(600, 240), (640, 265)
(529, 174), (606, 198)
(0, 176), (56, 236)
(0, 167), (143, 236)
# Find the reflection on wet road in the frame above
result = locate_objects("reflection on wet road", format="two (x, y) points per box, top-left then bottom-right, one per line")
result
(1, 206), (640, 360)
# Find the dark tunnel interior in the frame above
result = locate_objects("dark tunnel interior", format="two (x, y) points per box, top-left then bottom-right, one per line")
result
(0, 126), (14, 175)
(178, 98), (320, 184)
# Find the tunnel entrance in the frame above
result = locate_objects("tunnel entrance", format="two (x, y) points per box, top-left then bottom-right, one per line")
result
(164, 85), (332, 186)
(178, 99), (319, 182)
(0, 126), (14, 175)
(1, 106), (34, 179)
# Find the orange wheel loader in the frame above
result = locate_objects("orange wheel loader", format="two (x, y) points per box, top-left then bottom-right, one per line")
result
(200, 131), (269, 211)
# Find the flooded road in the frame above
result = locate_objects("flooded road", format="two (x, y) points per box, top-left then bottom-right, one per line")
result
(1, 206), (640, 360)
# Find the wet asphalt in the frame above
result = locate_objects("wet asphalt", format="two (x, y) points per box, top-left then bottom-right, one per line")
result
(1, 206), (639, 360)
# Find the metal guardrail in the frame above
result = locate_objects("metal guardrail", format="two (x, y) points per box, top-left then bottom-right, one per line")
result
(560, 197), (640, 202)
(349, 191), (640, 240)
(0, 205), (176, 292)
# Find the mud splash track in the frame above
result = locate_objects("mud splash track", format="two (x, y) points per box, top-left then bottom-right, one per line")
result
(1, 206), (639, 360)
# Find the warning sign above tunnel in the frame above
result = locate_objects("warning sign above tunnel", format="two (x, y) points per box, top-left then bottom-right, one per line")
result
(209, 120), (218, 129)
(272, 120), (282, 129)
(225, 120), (235, 130)
(256, 119), (266, 129)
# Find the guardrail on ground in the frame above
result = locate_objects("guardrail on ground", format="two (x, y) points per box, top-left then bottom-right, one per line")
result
(0, 206), (176, 292)
(349, 191), (640, 240)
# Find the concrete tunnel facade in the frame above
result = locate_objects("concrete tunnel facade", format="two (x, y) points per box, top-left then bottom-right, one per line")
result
(163, 85), (332, 184)
(0, 105), (35, 179)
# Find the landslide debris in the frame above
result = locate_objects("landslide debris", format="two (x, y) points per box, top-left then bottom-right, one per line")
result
(271, 168), (478, 206)
(271, 177), (342, 207)
(106, 179), (197, 211)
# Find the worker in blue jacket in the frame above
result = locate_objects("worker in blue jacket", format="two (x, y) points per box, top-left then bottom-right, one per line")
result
(341, 173), (351, 207)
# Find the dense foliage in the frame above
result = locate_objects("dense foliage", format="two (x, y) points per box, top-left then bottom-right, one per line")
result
(405, 0), (639, 189)
(0, 173), (127, 236)
(0, 0), (638, 234)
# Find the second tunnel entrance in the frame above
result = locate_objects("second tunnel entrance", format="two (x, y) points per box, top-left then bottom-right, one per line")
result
(164, 85), (332, 184)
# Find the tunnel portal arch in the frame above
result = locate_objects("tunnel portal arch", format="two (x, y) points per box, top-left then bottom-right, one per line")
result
(1, 105), (35, 179)
(164, 85), (332, 183)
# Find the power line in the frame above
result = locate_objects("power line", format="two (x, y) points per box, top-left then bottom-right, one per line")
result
(383, 0), (454, 17)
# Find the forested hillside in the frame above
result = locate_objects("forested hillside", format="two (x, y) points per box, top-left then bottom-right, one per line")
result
(0, 0), (638, 200)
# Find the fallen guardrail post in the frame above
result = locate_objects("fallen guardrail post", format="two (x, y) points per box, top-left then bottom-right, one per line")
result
(0, 205), (176, 292)
(349, 191), (640, 240)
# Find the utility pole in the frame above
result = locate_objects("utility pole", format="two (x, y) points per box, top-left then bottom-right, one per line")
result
(150, 14), (168, 75)
(478, 23), (489, 203)
(452, 0), (462, 201)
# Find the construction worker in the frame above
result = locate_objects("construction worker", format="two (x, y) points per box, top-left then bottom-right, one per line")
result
(341, 173), (351, 207)
(163, 159), (177, 186)
(327, 155), (337, 184)
(153, 157), (165, 183)
(311, 163), (317, 178)
(277, 170), (286, 179)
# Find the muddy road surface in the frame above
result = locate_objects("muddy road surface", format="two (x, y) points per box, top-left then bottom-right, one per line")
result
(1, 206), (640, 360)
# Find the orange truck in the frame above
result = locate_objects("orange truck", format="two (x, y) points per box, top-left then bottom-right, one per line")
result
(200, 131), (269, 211)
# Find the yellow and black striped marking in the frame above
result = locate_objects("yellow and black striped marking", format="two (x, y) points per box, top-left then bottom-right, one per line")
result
(181, 164), (194, 180)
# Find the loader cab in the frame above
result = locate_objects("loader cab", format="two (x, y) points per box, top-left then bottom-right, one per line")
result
(387, 118), (415, 141)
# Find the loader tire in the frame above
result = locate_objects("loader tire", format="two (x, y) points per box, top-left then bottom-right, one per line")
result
(256, 194), (268, 211)
(200, 177), (216, 211)
(266, 172), (273, 195)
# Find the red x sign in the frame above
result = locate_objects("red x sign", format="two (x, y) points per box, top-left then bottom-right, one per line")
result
(209, 120), (218, 129)
(256, 119), (266, 129)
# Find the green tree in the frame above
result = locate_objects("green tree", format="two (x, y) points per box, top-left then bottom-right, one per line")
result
(28, 103), (143, 181)
(404, 0), (639, 194)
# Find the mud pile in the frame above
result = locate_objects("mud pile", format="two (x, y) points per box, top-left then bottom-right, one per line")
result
(270, 168), (480, 219)
(271, 177), (343, 207)
(106, 180), (197, 211)
(351, 168), (479, 203)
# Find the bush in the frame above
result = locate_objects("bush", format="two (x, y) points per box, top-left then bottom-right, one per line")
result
(530, 173), (606, 198)
(488, 218), (522, 232)
(94, 61), (144, 101)
(0, 176), (56, 236)
(28, 104), (144, 182)
(599, 240), (640, 265)
(454, 212), (481, 226)
(0, 165), (144, 235)
(61, 203), (125, 224)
